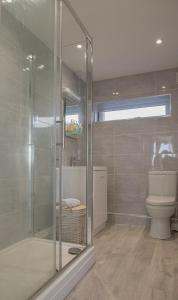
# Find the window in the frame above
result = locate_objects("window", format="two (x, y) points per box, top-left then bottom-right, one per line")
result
(94, 94), (171, 122)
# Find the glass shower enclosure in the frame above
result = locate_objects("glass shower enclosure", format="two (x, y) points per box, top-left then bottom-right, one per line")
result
(0, 0), (93, 299)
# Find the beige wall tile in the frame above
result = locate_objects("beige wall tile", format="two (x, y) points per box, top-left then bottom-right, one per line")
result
(93, 68), (178, 223)
(114, 154), (145, 174)
(114, 134), (143, 154)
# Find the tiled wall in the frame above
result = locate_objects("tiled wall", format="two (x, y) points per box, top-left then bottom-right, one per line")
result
(93, 68), (178, 224)
(0, 7), (81, 248)
(0, 7), (57, 247)
(0, 9), (31, 249)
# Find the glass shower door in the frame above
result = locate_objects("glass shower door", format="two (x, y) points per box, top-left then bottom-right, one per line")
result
(56, 0), (93, 269)
(0, 1), (57, 299)
(0, 0), (92, 298)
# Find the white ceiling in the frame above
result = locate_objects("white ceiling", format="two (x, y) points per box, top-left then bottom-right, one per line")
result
(71, 0), (178, 81)
(4, 0), (178, 81)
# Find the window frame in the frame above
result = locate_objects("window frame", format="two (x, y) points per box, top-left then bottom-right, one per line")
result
(94, 94), (171, 122)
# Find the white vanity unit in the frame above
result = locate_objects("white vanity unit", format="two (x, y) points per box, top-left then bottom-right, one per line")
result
(62, 166), (108, 234)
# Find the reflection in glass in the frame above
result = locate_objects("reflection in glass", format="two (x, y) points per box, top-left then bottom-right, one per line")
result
(152, 135), (176, 169)
(0, 1), (57, 299)
(55, 1), (89, 269)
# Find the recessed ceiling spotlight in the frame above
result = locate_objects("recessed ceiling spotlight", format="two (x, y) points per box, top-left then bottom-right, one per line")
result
(112, 91), (120, 96)
(161, 85), (166, 89)
(156, 39), (163, 45)
(76, 44), (82, 49)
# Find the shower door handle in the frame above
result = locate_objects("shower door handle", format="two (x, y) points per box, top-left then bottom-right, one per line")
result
(62, 113), (65, 149)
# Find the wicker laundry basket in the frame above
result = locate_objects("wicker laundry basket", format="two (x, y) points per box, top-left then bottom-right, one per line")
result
(57, 205), (86, 244)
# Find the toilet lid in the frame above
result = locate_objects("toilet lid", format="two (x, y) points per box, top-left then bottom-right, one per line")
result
(146, 196), (176, 206)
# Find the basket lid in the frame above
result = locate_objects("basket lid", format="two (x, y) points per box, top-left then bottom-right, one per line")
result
(72, 204), (86, 211)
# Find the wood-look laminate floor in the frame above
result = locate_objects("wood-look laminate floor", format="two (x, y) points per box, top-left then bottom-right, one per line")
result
(66, 224), (178, 300)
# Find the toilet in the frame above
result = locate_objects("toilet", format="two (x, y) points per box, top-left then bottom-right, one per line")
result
(146, 171), (177, 239)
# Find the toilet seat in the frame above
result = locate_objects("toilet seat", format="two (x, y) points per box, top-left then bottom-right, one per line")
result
(146, 196), (176, 206)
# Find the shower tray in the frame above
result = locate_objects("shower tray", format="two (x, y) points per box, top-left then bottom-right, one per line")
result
(0, 238), (84, 300)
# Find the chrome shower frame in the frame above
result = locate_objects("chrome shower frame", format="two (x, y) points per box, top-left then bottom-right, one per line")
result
(33, 0), (94, 299)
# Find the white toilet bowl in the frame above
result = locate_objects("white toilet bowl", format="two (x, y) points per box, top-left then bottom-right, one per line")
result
(146, 196), (176, 239)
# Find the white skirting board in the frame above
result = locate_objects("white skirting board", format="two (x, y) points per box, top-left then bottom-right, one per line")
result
(34, 246), (95, 300)
(107, 212), (151, 225)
